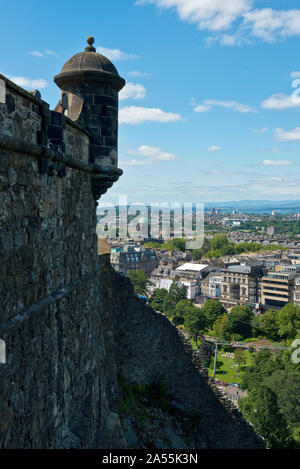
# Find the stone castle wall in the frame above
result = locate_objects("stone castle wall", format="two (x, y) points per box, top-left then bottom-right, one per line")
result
(0, 75), (264, 449)
(0, 75), (120, 448)
(111, 272), (264, 449)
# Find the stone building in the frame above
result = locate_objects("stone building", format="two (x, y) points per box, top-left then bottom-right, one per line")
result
(110, 246), (157, 276)
(0, 37), (264, 449)
(260, 264), (300, 308)
(220, 264), (265, 308)
(174, 263), (219, 301)
(293, 276), (300, 305)
(261, 271), (299, 309)
(201, 272), (222, 300)
(149, 265), (175, 292)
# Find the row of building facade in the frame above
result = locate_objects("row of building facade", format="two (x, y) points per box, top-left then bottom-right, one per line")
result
(107, 242), (300, 310)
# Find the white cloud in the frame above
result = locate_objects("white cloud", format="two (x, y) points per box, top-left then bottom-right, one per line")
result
(120, 144), (178, 166)
(27, 49), (58, 58)
(194, 103), (211, 113)
(128, 70), (151, 77)
(263, 160), (293, 166)
(261, 93), (300, 110)
(253, 127), (268, 135)
(27, 50), (44, 58)
(194, 99), (256, 113)
(206, 145), (221, 152)
(7, 75), (48, 89)
(119, 82), (147, 100)
(136, 2), (300, 45)
(119, 106), (183, 124)
(256, 148), (280, 153)
(291, 71), (300, 79)
(243, 8), (300, 43)
(96, 46), (139, 61)
(274, 127), (300, 142)
(44, 49), (57, 56)
(219, 34), (241, 46)
(136, 0), (252, 32)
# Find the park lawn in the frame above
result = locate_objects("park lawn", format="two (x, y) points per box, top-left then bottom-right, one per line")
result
(207, 350), (253, 384)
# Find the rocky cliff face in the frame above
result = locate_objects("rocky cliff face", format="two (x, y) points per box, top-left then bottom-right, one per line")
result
(0, 74), (264, 449)
(105, 265), (263, 449)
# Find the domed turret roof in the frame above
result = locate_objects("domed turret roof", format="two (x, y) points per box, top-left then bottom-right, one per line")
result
(54, 36), (125, 91)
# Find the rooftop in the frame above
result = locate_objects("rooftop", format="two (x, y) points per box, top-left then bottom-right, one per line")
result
(54, 36), (125, 90)
(176, 263), (209, 272)
(226, 265), (251, 274)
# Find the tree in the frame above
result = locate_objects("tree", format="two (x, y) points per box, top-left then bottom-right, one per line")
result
(259, 309), (279, 341)
(206, 249), (222, 259)
(240, 348), (300, 448)
(150, 288), (168, 311)
(276, 304), (300, 340)
(257, 304), (300, 342)
(163, 280), (187, 317)
(224, 305), (254, 340)
(173, 299), (194, 325)
(265, 369), (300, 429)
(191, 238), (210, 260)
(213, 314), (229, 339)
(234, 348), (246, 367)
(250, 315), (260, 338)
(126, 270), (152, 296)
(201, 299), (227, 329)
(241, 349), (278, 391)
(239, 385), (291, 449)
(210, 234), (229, 251)
(184, 308), (207, 345)
(161, 238), (186, 252)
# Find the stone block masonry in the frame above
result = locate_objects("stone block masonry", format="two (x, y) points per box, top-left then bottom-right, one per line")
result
(0, 75), (120, 448)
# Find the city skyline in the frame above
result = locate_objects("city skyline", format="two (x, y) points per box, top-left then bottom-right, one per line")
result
(2, 0), (300, 203)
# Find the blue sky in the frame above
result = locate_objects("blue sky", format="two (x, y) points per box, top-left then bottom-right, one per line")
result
(2, 0), (300, 204)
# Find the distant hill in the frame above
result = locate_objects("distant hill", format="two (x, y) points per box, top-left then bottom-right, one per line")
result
(204, 200), (300, 212)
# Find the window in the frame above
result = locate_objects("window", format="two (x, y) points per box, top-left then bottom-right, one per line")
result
(62, 93), (68, 116)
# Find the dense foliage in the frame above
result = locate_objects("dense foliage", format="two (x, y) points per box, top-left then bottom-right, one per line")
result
(126, 270), (152, 296)
(192, 234), (284, 260)
(150, 288), (168, 312)
(144, 233), (284, 259)
(201, 299), (226, 328)
(213, 305), (255, 341)
(239, 349), (300, 448)
(162, 280), (187, 318)
(172, 299), (207, 343)
(258, 304), (300, 342)
(144, 238), (187, 251)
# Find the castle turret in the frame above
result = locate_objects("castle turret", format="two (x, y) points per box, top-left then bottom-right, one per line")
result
(54, 36), (125, 169)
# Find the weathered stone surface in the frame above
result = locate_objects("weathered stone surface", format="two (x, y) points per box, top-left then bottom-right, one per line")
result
(111, 272), (264, 449)
(0, 77), (117, 449)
